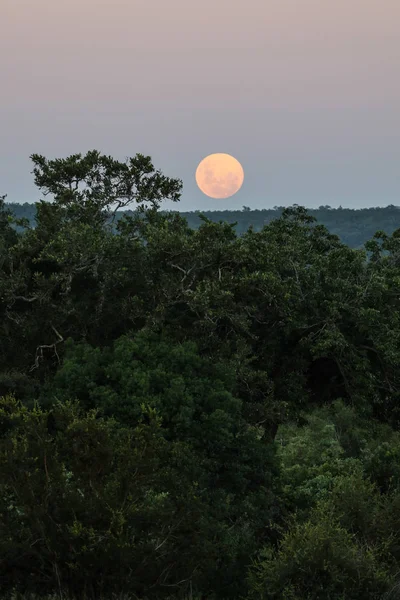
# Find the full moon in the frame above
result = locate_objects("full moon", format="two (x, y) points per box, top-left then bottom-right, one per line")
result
(195, 153), (244, 199)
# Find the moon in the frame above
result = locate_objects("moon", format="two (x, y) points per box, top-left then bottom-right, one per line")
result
(195, 153), (244, 199)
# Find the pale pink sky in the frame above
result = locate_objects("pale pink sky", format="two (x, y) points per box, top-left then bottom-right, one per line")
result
(1, 0), (399, 210)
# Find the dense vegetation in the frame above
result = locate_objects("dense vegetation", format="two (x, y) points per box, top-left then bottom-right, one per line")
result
(7, 199), (400, 251)
(1, 150), (400, 600)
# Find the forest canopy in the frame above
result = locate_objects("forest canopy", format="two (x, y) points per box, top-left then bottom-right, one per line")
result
(6, 199), (400, 250)
(1, 151), (400, 600)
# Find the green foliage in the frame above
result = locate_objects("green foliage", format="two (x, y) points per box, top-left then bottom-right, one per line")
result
(40, 328), (280, 595)
(0, 394), (264, 598)
(42, 328), (238, 432)
(30, 150), (182, 222)
(249, 401), (400, 598)
(3, 152), (400, 598)
(247, 502), (391, 600)
(276, 408), (359, 518)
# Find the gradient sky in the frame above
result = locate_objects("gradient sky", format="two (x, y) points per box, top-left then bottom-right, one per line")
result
(1, 0), (399, 211)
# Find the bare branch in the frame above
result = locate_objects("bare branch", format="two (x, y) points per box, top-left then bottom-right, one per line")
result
(168, 262), (196, 284)
(29, 325), (64, 372)
(13, 295), (40, 303)
(169, 263), (186, 274)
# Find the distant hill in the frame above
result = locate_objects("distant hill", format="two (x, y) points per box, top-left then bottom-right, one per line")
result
(5, 202), (400, 249)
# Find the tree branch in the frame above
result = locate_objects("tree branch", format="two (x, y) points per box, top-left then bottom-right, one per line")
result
(29, 325), (64, 372)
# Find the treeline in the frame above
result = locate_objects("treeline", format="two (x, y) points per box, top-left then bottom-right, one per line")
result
(6, 200), (400, 249)
(1, 150), (400, 600)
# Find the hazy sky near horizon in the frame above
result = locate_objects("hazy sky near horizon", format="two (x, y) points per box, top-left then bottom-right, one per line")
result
(1, 0), (399, 211)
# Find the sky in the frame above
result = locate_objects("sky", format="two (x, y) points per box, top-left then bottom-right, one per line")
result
(1, 0), (399, 211)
